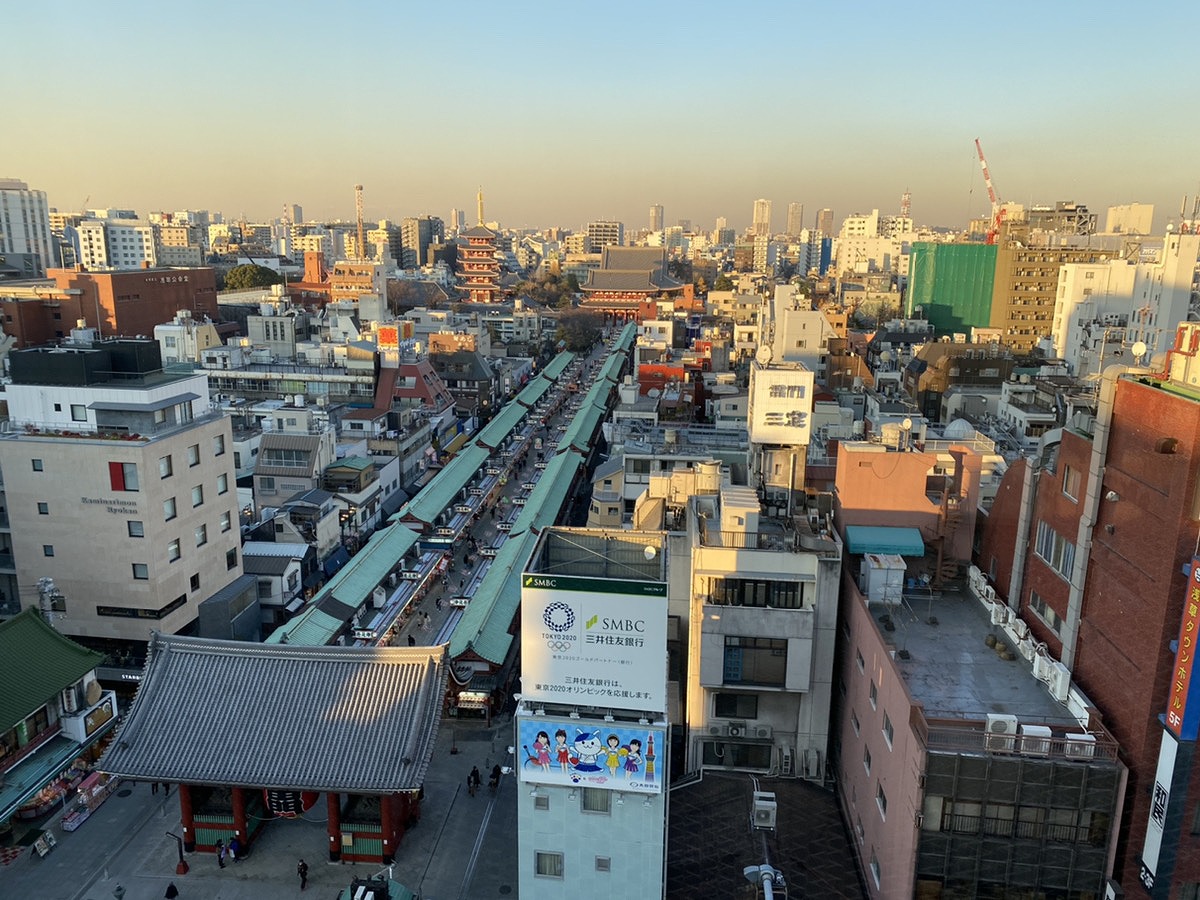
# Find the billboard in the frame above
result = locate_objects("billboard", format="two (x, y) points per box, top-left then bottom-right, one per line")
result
(748, 365), (815, 445)
(517, 715), (664, 794)
(1138, 730), (1179, 891)
(520, 572), (667, 712)
(1166, 556), (1200, 741)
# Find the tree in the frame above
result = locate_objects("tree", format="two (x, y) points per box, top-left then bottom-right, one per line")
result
(712, 274), (735, 292)
(223, 264), (282, 291)
(556, 311), (603, 351)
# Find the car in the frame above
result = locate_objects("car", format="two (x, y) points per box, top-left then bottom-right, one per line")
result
(449, 596), (471, 609)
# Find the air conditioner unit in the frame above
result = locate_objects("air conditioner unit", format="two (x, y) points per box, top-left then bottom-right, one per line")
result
(1019, 723), (1052, 757)
(780, 749), (794, 777)
(387, 573), (398, 588)
(1064, 733), (1096, 759)
(982, 584), (996, 603)
(727, 721), (747, 739)
(752, 791), (777, 830)
(990, 603), (1010, 626)
(1032, 653), (1052, 681)
(371, 586), (387, 609)
(1047, 661), (1071, 702)
(707, 723), (728, 737)
(752, 724), (773, 740)
(985, 714), (1019, 752)
(1012, 619), (1030, 641)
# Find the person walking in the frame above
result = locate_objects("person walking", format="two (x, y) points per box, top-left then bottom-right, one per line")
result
(407, 634), (416, 646)
(215, 840), (226, 869)
(297, 858), (309, 890)
(468, 766), (481, 797)
(164, 883), (180, 899)
(151, 781), (159, 795)
(228, 835), (241, 863)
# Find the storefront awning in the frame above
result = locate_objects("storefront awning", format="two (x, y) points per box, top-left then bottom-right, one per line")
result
(843, 525), (926, 557)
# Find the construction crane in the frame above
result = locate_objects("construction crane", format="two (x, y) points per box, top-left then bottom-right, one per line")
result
(355, 184), (366, 262)
(974, 138), (1004, 244)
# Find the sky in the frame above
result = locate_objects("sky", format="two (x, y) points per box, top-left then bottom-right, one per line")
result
(8, 0), (1200, 234)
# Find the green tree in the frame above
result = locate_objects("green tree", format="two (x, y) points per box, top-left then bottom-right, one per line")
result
(712, 274), (735, 292)
(556, 311), (603, 351)
(565, 273), (581, 293)
(224, 264), (282, 291)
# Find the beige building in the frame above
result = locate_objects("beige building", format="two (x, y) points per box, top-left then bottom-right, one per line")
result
(0, 337), (241, 644)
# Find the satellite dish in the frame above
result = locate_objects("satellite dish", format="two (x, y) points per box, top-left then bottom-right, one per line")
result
(755, 345), (773, 365)
(1132, 340), (1148, 359)
(880, 350), (893, 363)
(643, 545), (657, 561)
(901, 417), (913, 430)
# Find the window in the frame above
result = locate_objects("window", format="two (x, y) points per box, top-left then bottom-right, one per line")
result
(195, 525), (207, 547)
(109, 462), (139, 492)
(43, 545), (54, 557)
(1029, 590), (1063, 634)
(876, 784), (888, 820)
(133, 563), (149, 580)
(258, 580), (274, 600)
(31, 459), (43, 472)
(259, 476), (275, 493)
(220, 511), (232, 533)
(190, 573), (200, 592)
(869, 681), (878, 709)
(164, 498), (177, 521)
(534, 851), (564, 879)
(168, 539), (181, 562)
(723, 636), (787, 686)
(71, 404), (86, 422)
(153, 408), (167, 425)
(581, 788), (611, 814)
(1062, 465), (1080, 500)
(869, 850), (881, 888)
(714, 693), (758, 719)
(226, 548), (238, 570)
(37, 502), (48, 515)
(159, 455), (173, 478)
(1035, 521), (1076, 579)
(856, 649), (865, 672)
(883, 713), (894, 748)
(595, 856), (611, 873)
(707, 576), (808, 609)
(213, 434), (226, 456)
(187, 444), (200, 467)
(191, 485), (204, 508)
(533, 794), (549, 811)
(128, 520), (144, 538)
(851, 710), (861, 735)
(863, 745), (872, 775)
(218, 473), (229, 495)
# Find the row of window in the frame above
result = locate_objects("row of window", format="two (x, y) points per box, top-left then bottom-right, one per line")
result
(158, 437), (224, 476)
(1035, 521), (1076, 579)
(130, 543), (237, 579)
(533, 850), (612, 879)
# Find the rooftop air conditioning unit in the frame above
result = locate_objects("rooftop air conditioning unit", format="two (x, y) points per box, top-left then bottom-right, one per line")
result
(1064, 733), (1096, 759)
(752, 791), (777, 830)
(1019, 724), (1052, 757)
(990, 603), (1010, 626)
(727, 721), (747, 739)
(707, 723), (728, 737)
(985, 713), (1019, 752)
(753, 724), (773, 740)
(1047, 661), (1071, 703)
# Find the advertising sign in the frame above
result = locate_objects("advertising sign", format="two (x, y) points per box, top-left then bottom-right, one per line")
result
(748, 365), (815, 445)
(377, 325), (399, 350)
(1167, 556), (1200, 741)
(1139, 730), (1179, 891)
(520, 572), (667, 712)
(517, 715), (664, 794)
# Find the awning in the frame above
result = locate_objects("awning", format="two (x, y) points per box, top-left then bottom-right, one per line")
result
(843, 525), (926, 557)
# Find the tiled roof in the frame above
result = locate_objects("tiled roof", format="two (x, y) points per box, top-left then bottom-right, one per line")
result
(99, 634), (448, 793)
(0, 609), (103, 732)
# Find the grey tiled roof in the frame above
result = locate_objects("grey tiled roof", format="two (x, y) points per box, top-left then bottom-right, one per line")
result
(99, 634), (448, 794)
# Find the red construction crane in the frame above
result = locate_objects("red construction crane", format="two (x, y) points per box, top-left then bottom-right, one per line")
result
(974, 138), (1005, 244)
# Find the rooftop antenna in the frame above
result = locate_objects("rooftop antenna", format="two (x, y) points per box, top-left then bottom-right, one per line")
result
(355, 184), (366, 261)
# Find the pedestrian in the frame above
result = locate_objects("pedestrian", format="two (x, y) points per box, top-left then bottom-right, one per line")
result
(164, 882), (180, 899)
(151, 781), (159, 795)
(226, 838), (237, 864)
(468, 766), (481, 797)
(297, 857), (309, 890)
(459, 577), (465, 590)
(435, 596), (443, 611)
(229, 835), (241, 863)
(216, 839), (226, 869)
(407, 634), (416, 646)
(424, 612), (432, 630)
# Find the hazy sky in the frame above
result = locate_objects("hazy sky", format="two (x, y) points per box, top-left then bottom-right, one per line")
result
(8, 1), (1199, 233)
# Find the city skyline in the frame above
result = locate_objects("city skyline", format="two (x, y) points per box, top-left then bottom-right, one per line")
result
(8, 2), (1200, 232)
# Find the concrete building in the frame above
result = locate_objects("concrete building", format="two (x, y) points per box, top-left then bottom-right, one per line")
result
(516, 528), (669, 899)
(154, 310), (222, 365)
(400, 216), (444, 269)
(786, 201), (805, 238)
(1103, 203), (1154, 235)
(252, 423), (338, 516)
(0, 336), (241, 651)
(585, 220), (625, 252)
(0, 178), (54, 275)
(649, 204), (664, 233)
(752, 199), (771, 237)
(76, 219), (157, 270)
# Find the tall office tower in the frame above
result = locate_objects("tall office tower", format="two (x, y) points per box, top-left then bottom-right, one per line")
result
(786, 202), (805, 238)
(449, 208), (465, 234)
(585, 220), (625, 251)
(285, 204), (303, 225)
(715, 216), (728, 232)
(0, 178), (54, 276)
(816, 208), (834, 235)
(649, 204), (664, 232)
(752, 198), (772, 236)
(400, 216), (445, 268)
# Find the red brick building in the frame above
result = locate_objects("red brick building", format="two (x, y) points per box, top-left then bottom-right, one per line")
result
(0, 266), (218, 347)
(977, 340), (1200, 893)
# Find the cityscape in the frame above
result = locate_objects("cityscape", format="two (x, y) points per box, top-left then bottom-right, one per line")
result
(4, 5), (1200, 900)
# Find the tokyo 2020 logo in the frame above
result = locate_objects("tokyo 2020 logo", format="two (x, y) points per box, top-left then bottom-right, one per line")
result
(542, 602), (575, 632)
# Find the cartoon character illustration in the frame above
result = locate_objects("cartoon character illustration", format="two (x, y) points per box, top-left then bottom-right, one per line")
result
(554, 729), (570, 773)
(533, 731), (552, 772)
(623, 739), (643, 778)
(569, 729), (605, 773)
(604, 734), (626, 777)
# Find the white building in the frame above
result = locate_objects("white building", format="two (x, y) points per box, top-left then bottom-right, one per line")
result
(1103, 202), (1154, 235)
(752, 198), (771, 237)
(77, 219), (157, 270)
(154, 310), (222, 364)
(0, 178), (54, 275)
(766, 284), (837, 379)
(516, 529), (669, 899)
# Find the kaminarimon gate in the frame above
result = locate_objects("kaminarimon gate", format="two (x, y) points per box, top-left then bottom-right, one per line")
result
(99, 634), (447, 864)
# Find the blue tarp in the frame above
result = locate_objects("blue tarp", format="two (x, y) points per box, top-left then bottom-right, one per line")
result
(843, 525), (926, 557)
(322, 546), (352, 576)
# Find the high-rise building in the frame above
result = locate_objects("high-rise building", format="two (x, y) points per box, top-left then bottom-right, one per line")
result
(449, 208), (465, 234)
(786, 201), (805, 238)
(649, 204), (664, 232)
(585, 220), (624, 252)
(816, 208), (834, 235)
(1103, 203), (1154, 235)
(400, 216), (445, 268)
(752, 199), (771, 237)
(285, 204), (303, 225)
(0, 178), (54, 275)
(77, 220), (157, 270)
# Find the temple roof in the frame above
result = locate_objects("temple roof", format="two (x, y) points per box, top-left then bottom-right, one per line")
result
(459, 225), (496, 239)
(0, 608), (103, 732)
(98, 634), (448, 793)
(581, 246), (684, 294)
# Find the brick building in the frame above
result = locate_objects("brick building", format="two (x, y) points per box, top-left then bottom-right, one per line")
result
(0, 267), (218, 347)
